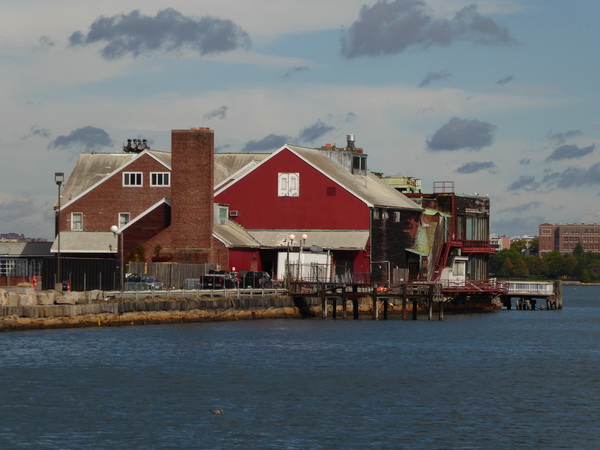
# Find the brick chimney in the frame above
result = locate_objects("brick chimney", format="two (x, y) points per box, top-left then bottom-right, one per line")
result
(169, 128), (214, 263)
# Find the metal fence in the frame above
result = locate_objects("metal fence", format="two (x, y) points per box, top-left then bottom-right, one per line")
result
(41, 257), (119, 291)
(128, 262), (217, 289)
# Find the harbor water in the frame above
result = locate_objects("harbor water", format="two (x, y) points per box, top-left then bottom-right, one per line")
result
(1, 285), (600, 449)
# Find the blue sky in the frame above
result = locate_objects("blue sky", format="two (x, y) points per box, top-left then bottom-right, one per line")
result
(2, 0), (599, 241)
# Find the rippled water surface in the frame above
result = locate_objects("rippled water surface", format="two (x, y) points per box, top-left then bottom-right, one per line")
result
(1, 285), (600, 449)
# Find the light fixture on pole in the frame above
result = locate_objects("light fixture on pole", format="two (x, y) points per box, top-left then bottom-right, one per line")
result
(286, 234), (295, 286)
(111, 225), (124, 291)
(54, 172), (64, 291)
(298, 234), (308, 281)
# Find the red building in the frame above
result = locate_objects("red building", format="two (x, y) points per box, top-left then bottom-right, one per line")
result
(52, 130), (424, 283)
(539, 223), (600, 255)
(214, 140), (423, 282)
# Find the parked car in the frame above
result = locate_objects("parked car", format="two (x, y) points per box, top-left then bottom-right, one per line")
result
(124, 273), (166, 290)
(241, 271), (273, 288)
(201, 270), (236, 289)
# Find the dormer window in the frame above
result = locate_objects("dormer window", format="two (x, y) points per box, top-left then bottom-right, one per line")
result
(352, 154), (367, 175)
(123, 172), (143, 186)
(151, 172), (170, 186)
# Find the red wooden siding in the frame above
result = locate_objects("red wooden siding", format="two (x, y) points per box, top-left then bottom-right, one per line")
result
(215, 149), (370, 230)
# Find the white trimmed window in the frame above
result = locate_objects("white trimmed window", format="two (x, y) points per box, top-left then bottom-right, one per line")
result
(278, 173), (299, 197)
(393, 211), (401, 222)
(71, 213), (83, 231)
(123, 172), (143, 186)
(151, 172), (170, 187)
(119, 213), (130, 228)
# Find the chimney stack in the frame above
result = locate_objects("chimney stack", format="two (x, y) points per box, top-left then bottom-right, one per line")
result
(169, 128), (214, 263)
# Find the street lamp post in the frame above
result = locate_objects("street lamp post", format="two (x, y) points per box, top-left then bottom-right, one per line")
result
(54, 172), (64, 291)
(298, 234), (308, 281)
(286, 234), (295, 287)
(111, 225), (124, 291)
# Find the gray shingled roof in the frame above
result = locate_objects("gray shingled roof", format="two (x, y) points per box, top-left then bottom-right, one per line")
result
(60, 147), (420, 212)
(214, 153), (270, 187)
(247, 230), (369, 250)
(213, 220), (260, 248)
(287, 146), (422, 210)
(60, 151), (271, 204)
(60, 153), (136, 205)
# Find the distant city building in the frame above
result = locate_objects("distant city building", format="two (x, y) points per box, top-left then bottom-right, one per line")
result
(490, 235), (511, 251)
(539, 223), (600, 255)
(0, 233), (47, 243)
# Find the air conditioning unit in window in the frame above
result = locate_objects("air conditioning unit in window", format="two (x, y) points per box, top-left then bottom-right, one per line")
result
(229, 210), (239, 217)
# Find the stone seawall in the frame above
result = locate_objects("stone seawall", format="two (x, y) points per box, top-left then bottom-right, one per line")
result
(0, 292), (303, 331)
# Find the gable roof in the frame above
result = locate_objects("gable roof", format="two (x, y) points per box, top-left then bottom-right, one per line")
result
(60, 145), (421, 213)
(214, 153), (270, 188)
(214, 145), (422, 211)
(289, 146), (421, 210)
(60, 150), (171, 209)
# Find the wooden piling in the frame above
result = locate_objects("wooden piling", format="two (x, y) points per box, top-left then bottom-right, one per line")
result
(428, 285), (434, 320)
(402, 285), (407, 320)
(373, 284), (378, 320)
(412, 300), (418, 320)
(554, 280), (563, 309)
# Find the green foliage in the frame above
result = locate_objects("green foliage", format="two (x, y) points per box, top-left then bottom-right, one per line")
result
(573, 242), (585, 260)
(127, 245), (146, 262)
(510, 239), (528, 254)
(544, 251), (566, 279)
(491, 246), (600, 282)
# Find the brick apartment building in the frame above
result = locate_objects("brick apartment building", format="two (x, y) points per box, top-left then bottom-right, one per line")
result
(539, 223), (600, 255)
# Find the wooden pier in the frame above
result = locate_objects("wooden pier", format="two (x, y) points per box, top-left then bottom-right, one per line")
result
(292, 279), (562, 319)
(500, 280), (562, 310)
(293, 282), (448, 321)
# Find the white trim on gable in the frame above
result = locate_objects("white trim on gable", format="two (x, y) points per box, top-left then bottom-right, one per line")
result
(118, 198), (171, 232)
(61, 150), (171, 210)
(214, 145), (290, 196)
(214, 159), (264, 192)
(214, 145), (376, 207)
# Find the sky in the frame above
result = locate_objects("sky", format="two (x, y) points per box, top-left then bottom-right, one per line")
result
(2, 0), (600, 241)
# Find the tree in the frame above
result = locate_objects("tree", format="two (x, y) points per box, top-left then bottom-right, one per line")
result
(526, 255), (547, 279)
(528, 238), (539, 256)
(564, 255), (578, 280)
(513, 257), (530, 278)
(491, 249), (521, 276)
(573, 242), (585, 261)
(498, 257), (514, 278)
(511, 239), (529, 254)
(580, 268), (593, 283)
(543, 251), (566, 279)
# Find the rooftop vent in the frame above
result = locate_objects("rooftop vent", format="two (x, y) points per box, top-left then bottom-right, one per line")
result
(347, 134), (355, 149)
(123, 138), (148, 153)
